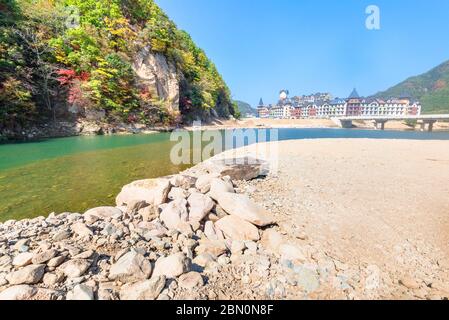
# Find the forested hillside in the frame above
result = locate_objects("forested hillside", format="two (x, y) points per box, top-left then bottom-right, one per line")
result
(374, 60), (449, 114)
(0, 0), (239, 137)
(235, 100), (256, 117)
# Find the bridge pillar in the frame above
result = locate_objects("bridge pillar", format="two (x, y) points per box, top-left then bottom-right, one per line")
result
(418, 120), (437, 132)
(339, 120), (353, 129)
(374, 120), (387, 130)
(427, 120), (436, 132)
(419, 121), (426, 132)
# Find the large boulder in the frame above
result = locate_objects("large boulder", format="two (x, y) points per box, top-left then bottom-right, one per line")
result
(216, 193), (274, 227)
(187, 193), (214, 222)
(152, 253), (191, 278)
(215, 215), (260, 241)
(206, 157), (269, 181)
(6, 264), (45, 285)
(120, 276), (166, 300)
(109, 250), (152, 283)
(116, 178), (171, 207)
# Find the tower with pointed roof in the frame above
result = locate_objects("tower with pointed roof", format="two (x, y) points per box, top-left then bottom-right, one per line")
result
(258, 98), (264, 107)
(346, 88), (362, 116)
(348, 88), (360, 99)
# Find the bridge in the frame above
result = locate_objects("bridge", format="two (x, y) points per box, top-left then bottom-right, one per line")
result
(333, 115), (449, 132)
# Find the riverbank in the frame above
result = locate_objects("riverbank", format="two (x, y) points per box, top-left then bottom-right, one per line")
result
(1, 138), (449, 300)
(184, 118), (449, 132)
(4, 117), (448, 142)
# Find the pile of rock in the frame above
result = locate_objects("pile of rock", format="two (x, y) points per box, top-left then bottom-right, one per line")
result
(0, 157), (291, 300)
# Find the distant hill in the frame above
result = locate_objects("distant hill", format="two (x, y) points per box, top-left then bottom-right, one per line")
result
(235, 100), (257, 117)
(373, 60), (449, 114)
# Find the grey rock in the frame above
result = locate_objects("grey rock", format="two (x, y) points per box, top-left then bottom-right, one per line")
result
(6, 264), (45, 285)
(59, 259), (92, 278)
(109, 250), (152, 283)
(120, 275), (166, 300)
(153, 253), (191, 278)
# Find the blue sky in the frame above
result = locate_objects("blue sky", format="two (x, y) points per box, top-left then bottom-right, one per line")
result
(155, 0), (449, 106)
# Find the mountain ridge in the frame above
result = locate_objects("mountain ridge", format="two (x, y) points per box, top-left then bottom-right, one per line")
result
(373, 60), (449, 114)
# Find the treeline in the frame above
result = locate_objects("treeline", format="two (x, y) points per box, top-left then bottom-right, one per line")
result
(0, 0), (239, 132)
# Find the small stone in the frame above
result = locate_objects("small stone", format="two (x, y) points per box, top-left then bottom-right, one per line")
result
(217, 255), (230, 265)
(42, 272), (64, 286)
(120, 276), (166, 300)
(13, 239), (29, 251)
(279, 244), (306, 264)
(47, 256), (66, 268)
(216, 193), (275, 227)
(159, 198), (189, 231)
(261, 229), (285, 253)
(193, 253), (216, 268)
(195, 173), (220, 194)
(73, 250), (94, 259)
(6, 264), (45, 285)
(53, 230), (71, 241)
(116, 178), (171, 207)
(178, 272), (204, 290)
(209, 178), (235, 202)
(245, 241), (258, 252)
(170, 175), (196, 189)
(0, 285), (37, 300)
(12, 252), (33, 267)
(399, 277), (421, 289)
(187, 193), (215, 222)
(168, 187), (188, 200)
(71, 223), (93, 238)
(195, 240), (228, 258)
(59, 259), (92, 278)
(204, 221), (221, 241)
(215, 215), (260, 241)
(230, 240), (246, 254)
(109, 250), (152, 283)
(153, 253), (191, 278)
(32, 249), (58, 265)
(138, 205), (158, 222)
(125, 200), (148, 214)
(67, 284), (95, 300)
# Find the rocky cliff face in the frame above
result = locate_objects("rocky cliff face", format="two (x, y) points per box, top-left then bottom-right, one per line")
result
(133, 47), (180, 113)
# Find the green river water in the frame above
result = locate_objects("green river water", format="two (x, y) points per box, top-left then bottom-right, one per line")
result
(1, 128), (449, 221)
(0, 133), (193, 221)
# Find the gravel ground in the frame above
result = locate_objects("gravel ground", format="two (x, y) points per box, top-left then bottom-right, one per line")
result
(229, 139), (449, 299)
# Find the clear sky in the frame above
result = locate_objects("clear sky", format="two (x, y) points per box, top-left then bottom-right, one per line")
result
(155, 0), (449, 106)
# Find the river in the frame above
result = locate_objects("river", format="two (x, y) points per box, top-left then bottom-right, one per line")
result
(1, 128), (449, 221)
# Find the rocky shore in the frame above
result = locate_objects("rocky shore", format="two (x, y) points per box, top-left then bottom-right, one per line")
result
(2, 138), (449, 300)
(0, 155), (301, 300)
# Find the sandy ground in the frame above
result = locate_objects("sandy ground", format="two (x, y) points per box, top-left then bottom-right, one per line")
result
(225, 139), (449, 299)
(187, 118), (449, 132)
